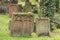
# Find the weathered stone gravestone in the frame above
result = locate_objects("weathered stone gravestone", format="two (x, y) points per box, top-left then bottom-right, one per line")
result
(9, 4), (22, 17)
(9, 13), (34, 36)
(23, 0), (32, 13)
(36, 18), (50, 36)
(9, 4), (19, 17)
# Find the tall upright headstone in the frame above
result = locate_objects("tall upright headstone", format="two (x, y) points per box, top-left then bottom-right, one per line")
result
(9, 4), (23, 17)
(23, 0), (32, 13)
(9, 4), (19, 17)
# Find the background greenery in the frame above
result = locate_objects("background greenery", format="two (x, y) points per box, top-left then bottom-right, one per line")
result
(0, 0), (60, 40)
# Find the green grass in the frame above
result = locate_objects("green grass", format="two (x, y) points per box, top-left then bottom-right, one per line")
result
(0, 14), (60, 40)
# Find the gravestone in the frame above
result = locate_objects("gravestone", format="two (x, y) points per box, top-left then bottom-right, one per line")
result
(36, 18), (50, 36)
(9, 4), (22, 17)
(32, 5), (38, 14)
(23, 0), (32, 13)
(9, 13), (34, 36)
(0, 5), (8, 14)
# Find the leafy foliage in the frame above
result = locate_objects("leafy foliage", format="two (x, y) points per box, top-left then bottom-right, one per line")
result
(55, 0), (59, 12)
(40, 0), (56, 29)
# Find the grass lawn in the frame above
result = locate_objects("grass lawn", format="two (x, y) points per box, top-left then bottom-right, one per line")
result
(0, 14), (60, 40)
